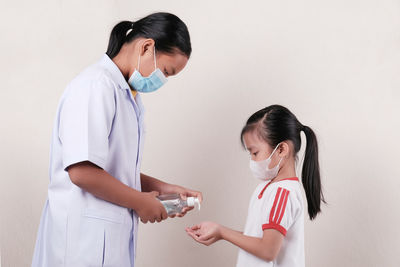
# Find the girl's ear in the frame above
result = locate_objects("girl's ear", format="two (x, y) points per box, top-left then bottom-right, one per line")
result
(279, 142), (290, 158)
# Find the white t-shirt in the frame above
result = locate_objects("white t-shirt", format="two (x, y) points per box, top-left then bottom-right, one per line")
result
(236, 177), (305, 267)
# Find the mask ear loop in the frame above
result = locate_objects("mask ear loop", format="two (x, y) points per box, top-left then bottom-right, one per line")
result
(268, 142), (282, 160)
(136, 52), (141, 72)
(274, 144), (284, 171)
(136, 45), (156, 73)
(153, 46), (157, 71)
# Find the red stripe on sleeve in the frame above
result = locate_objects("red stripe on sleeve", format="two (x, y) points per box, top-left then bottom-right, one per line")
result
(273, 188), (287, 223)
(276, 190), (290, 224)
(269, 187), (282, 222)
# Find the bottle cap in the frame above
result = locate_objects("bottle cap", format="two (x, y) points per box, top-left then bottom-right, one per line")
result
(187, 197), (201, 211)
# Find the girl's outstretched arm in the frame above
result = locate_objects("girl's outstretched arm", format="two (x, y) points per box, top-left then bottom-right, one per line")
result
(186, 221), (283, 262)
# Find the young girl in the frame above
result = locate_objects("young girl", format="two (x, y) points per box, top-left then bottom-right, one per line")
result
(186, 105), (324, 267)
(32, 13), (202, 267)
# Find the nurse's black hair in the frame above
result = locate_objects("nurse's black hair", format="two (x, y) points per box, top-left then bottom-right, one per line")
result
(240, 105), (325, 220)
(106, 12), (191, 59)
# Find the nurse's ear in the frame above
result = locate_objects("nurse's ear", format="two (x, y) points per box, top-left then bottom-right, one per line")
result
(139, 38), (155, 56)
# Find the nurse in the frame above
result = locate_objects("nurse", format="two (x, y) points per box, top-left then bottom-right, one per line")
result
(32, 12), (202, 267)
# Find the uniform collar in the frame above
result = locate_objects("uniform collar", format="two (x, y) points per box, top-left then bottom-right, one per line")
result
(99, 54), (131, 91)
(258, 177), (299, 199)
(99, 54), (145, 116)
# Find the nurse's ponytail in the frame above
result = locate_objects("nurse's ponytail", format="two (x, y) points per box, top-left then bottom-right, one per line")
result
(240, 105), (325, 220)
(107, 21), (134, 59)
(106, 12), (192, 59)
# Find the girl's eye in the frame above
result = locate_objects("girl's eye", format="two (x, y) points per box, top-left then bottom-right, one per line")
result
(164, 68), (169, 76)
(252, 152), (258, 156)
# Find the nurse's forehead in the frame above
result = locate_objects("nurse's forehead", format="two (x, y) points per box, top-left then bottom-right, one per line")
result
(159, 52), (188, 74)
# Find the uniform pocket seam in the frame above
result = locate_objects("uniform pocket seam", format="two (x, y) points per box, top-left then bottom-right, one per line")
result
(83, 209), (124, 224)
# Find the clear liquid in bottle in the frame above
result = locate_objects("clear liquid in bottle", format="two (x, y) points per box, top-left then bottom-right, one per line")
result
(157, 194), (200, 216)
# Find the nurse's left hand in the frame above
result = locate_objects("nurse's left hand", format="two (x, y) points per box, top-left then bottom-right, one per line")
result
(165, 184), (203, 218)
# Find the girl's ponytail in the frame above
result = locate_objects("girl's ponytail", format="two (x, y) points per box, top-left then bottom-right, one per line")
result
(106, 21), (134, 59)
(302, 125), (325, 220)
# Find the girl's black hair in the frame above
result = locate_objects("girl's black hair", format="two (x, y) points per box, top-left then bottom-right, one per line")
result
(240, 105), (325, 220)
(106, 12), (192, 59)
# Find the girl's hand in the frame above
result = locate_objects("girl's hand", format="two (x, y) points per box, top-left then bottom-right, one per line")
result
(164, 184), (203, 218)
(185, 222), (222, 246)
(136, 191), (168, 223)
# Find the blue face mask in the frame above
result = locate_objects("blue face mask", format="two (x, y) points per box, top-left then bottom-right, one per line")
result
(128, 47), (168, 93)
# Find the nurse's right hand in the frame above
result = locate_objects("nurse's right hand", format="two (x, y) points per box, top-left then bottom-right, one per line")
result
(136, 191), (168, 224)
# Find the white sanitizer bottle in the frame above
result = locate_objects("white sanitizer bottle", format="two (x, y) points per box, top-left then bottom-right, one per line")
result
(157, 194), (201, 216)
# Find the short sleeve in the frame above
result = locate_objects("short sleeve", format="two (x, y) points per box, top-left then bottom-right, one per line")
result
(59, 75), (116, 170)
(261, 187), (300, 236)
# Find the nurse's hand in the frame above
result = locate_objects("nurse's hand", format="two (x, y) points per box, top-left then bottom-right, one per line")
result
(166, 185), (203, 218)
(136, 191), (168, 224)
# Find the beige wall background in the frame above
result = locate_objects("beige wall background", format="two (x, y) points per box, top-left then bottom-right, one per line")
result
(1, 0), (400, 266)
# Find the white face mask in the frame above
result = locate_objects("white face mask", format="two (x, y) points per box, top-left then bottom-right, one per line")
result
(249, 143), (283, 181)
